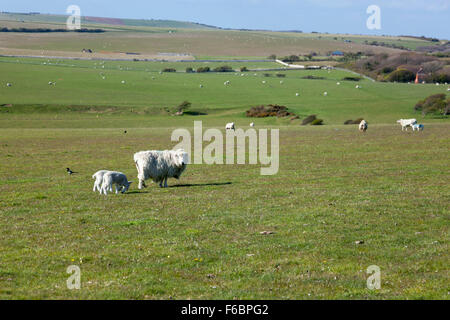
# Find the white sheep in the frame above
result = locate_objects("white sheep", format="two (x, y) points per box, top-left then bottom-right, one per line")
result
(295, 93), (299, 96)
(359, 120), (368, 132)
(100, 171), (132, 195)
(397, 119), (417, 131)
(6, 83), (12, 87)
(336, 82), (340, 85)
(412, 124), (424, 131)
(92, 170), (109, 193)
(134, 149), (188, 189)
(323, 92), (328, 96)
(225, 122), (235, 130)
(250, 122), (255, 127)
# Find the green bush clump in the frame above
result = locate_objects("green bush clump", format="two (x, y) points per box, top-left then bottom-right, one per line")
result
(310, 119), (324, 125)
(213, 65), (233, 72)
(196, 66), (210, 73)
(415, 94), (449, 116)
(388, 69), (415, 82)
(302, 115), (316, 125)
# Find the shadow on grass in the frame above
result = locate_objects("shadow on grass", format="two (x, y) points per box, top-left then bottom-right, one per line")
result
(126, 182), (232, 193)
(169, 182), (232, 188)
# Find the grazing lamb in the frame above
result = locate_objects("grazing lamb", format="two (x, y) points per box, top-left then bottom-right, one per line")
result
(412, 124), (424, 131)
(225, 122), (235, 130)
(250, 122), (255, 127)
(100, 171), (132, 195)
(359, 120), (368, 132)
(92, 170), (109, 192)
(134, 149), (188, 189)
(6, 83), (12, 87)
(397, 119), (417, 131)
(323, 92), (328, 96)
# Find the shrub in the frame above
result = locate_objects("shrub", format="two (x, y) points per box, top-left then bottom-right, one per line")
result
(344, 118), (364, 124)
(263, 73), (272, 77)
(267, 54), (277, 60)
(301, 115), (316, 125)
(310, 119), (324, 125)
(240, 66), (249, 72)
(246, 105), (296, 118)
(166, 101), (191, 115)
(342, 76), (361, 81)
(388, 69), (415, 82)
(415, 93), (449, 116)
(213, 65), (233, 72)
(162, 68), (176, 73)
(381, 66), (395, 74)
(302, 75), (325, 80)
(196, 66), (210, 73)
(276, 74), (286, 78)
(186, 67), (194, 73)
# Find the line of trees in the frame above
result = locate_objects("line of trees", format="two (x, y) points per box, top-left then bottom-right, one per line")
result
(0, 27), (105, 33)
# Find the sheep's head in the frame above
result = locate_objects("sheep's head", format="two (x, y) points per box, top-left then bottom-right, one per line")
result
(121, 181), (132, 193)
(173, 149), (189, 167)
(396, 119), (403, 124)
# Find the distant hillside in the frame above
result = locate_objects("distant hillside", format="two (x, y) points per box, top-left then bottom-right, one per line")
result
(0, 12), (218, 29)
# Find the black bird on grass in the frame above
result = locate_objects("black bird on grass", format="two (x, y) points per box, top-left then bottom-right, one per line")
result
(66, 168), (77, 175)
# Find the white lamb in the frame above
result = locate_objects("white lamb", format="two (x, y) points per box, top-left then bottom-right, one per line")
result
(134, 149), (188, 189)
(100, 171), (132, 195)
(92, 170), (109, 192)
(412, 124), (424, 131)
(225, 122), (235, 130)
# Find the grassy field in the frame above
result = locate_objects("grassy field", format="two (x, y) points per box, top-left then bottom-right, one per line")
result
(0, 56), (449, 299)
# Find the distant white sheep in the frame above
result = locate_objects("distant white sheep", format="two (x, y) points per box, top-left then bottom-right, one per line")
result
(336, 82), (340, 85)
(355, 85), (361, 89)
(100, 171), (132, 195)
(225, 122), (235, 130)
(134, 149), (188, 189)
(412, 124), (424, 131)
(323, 92), (328, 96)
(6, 83), (12, 87)
(250, 122), (255, 127)
(295, 93), (299, 96)
(397, 119), (417, 131)
(359, 120), (368, 132)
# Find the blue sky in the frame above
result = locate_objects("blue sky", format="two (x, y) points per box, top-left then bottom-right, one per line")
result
(2, 0), (449, 39)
